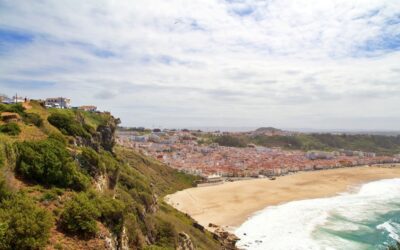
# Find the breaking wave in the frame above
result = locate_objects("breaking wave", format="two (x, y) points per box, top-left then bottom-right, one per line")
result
(235, 178), (400, 250)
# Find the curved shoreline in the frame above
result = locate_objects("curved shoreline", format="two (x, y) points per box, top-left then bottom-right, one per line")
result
(165, 166), (400, 232)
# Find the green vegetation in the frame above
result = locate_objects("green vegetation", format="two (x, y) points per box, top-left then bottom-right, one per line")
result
(0, 104), (220, 249)
(48, 112), (92, 138)
(0, 103), (25, 115)
(97, 194), (125, 234)
(114, 147), (220, 249)
(0, 103), (43, 127)
(0, 190), (52, 250)
(116, 147), (198, 196)
(0, 123), (21, 136)
(23, 112), (43, 127)
(214, 134), (247, 147)
(40, 188), (64, 202)
(78, 147), (105, 177)
(59, 192), (100, 237)
(212, 133), (400, 155)
(15, 139), (90, 190)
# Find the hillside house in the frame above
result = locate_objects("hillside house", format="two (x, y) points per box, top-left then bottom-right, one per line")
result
(45, 97), (71, 109)
(0, 96), (13, 104)
(79, 105), (97, 112)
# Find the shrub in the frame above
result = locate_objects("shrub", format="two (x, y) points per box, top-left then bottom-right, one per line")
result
(0, 103), (25, 115)
(0, 123), (21, 136)
(23, 113), (43, 127)
(40, 188), (63, 202)
(155, 220), (177, 247)
(97, 195), (125, 234)
(78, 147), (104, 177)
(48, 132), (67, 145)
(15, 139), (90, 190)
(48, 113), (91, 138)
(0, 193), (53, 250)
(59, 193), (100, 237)
(0, 177), (11, 202)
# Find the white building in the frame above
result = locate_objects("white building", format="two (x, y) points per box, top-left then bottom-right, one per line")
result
(45, 97), (71, 109)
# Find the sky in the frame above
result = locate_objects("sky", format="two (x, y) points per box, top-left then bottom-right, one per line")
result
(0, 0), (400, 130)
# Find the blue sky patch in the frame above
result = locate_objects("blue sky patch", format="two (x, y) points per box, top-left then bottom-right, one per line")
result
(0, 28), (34, 44)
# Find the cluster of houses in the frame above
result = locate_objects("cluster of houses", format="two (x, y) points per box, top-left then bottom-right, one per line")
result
(0, 94), (98, 112)
(117, 127), (400, 182)
(0, 94), (27, 104)
(305, 150), (376, 160)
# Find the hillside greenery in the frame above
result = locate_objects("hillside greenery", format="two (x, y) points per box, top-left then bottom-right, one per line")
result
(0, 102), (220, 249)
(212, 133), (400, 155)
(0, 123), (21, 136)
(15, 138), (90, 191)
(0, 186), (53, 250)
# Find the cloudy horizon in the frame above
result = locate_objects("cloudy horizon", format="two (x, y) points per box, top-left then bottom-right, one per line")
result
(1, 0), (399, 130)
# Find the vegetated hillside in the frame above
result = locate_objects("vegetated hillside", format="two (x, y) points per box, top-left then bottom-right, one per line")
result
(0, 101), (220, 250)
(212, 133), (400, 155)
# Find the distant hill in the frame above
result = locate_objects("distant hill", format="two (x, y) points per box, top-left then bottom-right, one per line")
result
(0, 101), (220, 250)
(254, 127), (283, 133)
(212, 129), (400, 155)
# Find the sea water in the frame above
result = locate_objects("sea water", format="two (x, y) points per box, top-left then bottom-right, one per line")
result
(235, 178), (400, 250)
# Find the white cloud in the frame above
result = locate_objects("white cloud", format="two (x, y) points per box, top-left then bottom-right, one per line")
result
(0, 0), (399, 129)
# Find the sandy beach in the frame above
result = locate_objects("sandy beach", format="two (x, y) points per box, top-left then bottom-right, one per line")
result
(165, 166), (400, 231)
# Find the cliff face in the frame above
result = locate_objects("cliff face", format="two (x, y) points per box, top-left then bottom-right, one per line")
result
(97, 116), (120, 153)
(0, 103), (221, 250)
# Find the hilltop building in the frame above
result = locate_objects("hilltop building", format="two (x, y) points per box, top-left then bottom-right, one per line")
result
(78, 105), (97, 112)
(45, 97), (71, 109)
(1, 94), (26, 104)
(0, 96), (13, 104)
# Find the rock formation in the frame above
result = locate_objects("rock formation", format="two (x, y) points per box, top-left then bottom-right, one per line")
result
(177, 232), (195, 250)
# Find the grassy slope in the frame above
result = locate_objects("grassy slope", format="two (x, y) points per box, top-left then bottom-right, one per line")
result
(115, 147), (220, 249)
(0, 103), (220, 250)
(115, 147), (198, 196)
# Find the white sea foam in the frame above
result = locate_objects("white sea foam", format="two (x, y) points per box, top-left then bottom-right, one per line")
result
(377, 221), (400, 242)
(235, 178), (400, 250)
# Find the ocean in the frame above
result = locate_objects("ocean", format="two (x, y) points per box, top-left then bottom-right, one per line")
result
(235, 178), (400, 250)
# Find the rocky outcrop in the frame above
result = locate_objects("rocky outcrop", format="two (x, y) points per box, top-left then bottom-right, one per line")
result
(94, 173), (109, 192)
(97, 117), (120, 152)
(117, 227), (129, 250)
(213, 228), (240, 250)
(149, 193), (159, 213)
(176, 232), (195, 250)
(73, 135), (100, 151)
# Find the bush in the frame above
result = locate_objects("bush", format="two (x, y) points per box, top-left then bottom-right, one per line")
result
(155, 220), (176, 247)
(40, 188), (63, 202)
(48, 113), (91, 138)
(0, 103), (25, 115)
(97, 194), (125, 234)
(0, 123), (21, 136)
(0, 193), (53, 250)
(23, 113), (43, 127)
(59, 193), (100, 237)
(15, 139), (90, 190)
(78, 147), (104, 177)
(48, 132), (67, 145)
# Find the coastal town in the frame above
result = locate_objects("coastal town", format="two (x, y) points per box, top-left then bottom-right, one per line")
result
(117, 128), (400, 181)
